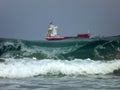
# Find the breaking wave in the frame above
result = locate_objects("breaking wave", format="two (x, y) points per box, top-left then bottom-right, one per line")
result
(0, 37), (120, 60)
(0, 58), (120, 78)
(0, 37), (120, 78)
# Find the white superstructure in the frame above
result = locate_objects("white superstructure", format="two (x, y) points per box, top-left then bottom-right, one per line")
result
(46, 22), (58, 38)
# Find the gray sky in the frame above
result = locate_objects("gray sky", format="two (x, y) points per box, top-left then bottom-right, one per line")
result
(0, 0), (120, 40)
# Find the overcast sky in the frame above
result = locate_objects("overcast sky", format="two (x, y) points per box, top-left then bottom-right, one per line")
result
(0, 0), (120, 40)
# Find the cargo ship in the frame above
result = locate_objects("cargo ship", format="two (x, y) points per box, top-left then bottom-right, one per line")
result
(45, 22), (90, 41)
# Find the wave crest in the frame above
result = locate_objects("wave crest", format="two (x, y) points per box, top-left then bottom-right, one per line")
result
(0, 38), (120, 60)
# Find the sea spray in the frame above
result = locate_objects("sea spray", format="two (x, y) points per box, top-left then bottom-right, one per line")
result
(0, 58), (120, 78)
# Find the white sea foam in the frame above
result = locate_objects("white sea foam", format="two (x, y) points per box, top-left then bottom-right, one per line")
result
(0, 58), (120, 78)
(3, 42), (14, 46)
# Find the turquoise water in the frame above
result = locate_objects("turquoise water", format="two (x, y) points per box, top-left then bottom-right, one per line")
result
(0, 37), (120, 60)
(0, 37), (120, 89)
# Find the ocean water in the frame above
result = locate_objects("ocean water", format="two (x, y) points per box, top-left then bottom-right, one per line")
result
(0, 37), (120, 90)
